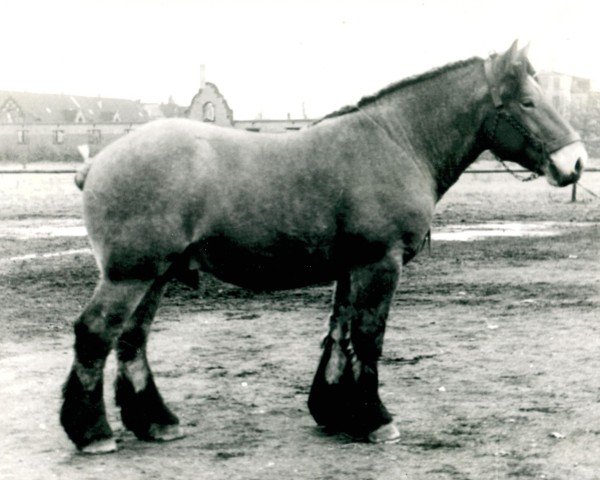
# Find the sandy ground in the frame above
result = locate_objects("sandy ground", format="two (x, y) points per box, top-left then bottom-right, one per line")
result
(1, 172), (599, 479)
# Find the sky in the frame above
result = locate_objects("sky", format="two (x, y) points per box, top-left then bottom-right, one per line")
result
(1, 0), (599, 119)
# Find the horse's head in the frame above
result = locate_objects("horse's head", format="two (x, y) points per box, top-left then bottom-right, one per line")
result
(481, 40), (586, 186)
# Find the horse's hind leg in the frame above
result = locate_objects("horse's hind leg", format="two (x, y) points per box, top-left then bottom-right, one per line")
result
(115, 277), (183, 442)
(308, 254), (400, 443)
(60, 279), (150, 453)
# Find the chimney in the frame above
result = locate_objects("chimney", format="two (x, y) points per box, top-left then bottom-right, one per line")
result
(199, 64), (206, 89)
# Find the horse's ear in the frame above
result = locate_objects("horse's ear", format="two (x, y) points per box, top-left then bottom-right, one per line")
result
(497, 40), (528, 81)
(494, 40), (520, 76)
(505, 40), (520, 64)
(512, 42), (532, 80)
(519, 42), (531, 59)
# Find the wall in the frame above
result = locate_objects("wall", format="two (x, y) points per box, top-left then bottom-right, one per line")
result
(233, 119), (313, 133)
(0, 122), (141, 162)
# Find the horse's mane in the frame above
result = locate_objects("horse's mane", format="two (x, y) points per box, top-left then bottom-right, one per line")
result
(312, 56), (482, 126)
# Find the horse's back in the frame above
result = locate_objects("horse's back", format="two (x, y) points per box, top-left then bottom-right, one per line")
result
(81, 119), (344, 281)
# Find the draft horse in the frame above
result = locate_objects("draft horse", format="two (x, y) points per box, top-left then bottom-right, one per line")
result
(61, 41), (586, 453)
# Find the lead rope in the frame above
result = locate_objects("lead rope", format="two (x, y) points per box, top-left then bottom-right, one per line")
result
(496, 156), (539, 182)
(575, 181), (600, 198)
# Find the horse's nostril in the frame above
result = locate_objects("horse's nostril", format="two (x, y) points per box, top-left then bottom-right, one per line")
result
(575, 158), (583, 174)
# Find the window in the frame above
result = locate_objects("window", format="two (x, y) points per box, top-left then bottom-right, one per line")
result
(87, 129), (102, 144)
(17, 129), (28, 145)
(53, 129), (65, 145)
(552, 95), (561, 110)
(554, 77), (561, 89)
(202, 102), (215, 122)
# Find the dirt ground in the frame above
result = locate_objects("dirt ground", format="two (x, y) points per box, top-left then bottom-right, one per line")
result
(0, 171), (599, 480)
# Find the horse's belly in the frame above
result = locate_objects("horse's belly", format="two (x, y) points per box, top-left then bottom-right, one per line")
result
(191, 237), (336, 291)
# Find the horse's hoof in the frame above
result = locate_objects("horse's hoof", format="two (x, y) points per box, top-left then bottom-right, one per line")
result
(147, 423), (185, 442)
(79, 437), (118, 454)
(367, 422), (400, 444)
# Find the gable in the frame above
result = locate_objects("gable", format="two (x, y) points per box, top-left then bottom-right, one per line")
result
(0, 97), (24, 123)
(187, 83), (234, 126)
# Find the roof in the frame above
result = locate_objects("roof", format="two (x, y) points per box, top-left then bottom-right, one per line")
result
(0, 90), (151, 124)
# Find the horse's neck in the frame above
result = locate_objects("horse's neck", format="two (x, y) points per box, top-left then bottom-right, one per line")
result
(361, 61), (489, 199)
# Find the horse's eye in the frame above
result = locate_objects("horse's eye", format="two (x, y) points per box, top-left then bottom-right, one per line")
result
(520, 99), (535, 108)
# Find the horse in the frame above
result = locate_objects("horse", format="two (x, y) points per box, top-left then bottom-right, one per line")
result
(60, 41), (586, 453)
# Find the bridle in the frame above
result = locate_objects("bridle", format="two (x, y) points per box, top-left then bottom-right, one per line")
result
(482, 56), (581, 182)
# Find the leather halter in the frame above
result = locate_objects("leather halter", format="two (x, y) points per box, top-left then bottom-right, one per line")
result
(483, 57), (580, 155)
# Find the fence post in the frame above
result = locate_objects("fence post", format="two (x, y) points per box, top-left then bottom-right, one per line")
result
(426, 229), (432, 256)
(571, 182), (577, 202)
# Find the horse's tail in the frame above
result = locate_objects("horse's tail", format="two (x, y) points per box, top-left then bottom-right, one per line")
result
(74, 144), (92, 190)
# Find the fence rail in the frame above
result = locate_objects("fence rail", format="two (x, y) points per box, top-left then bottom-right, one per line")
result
(2, 168), (599, 174)
(0, 169), (78, 174)
(1, 167), (599, 200)
(465, 168), (600, 174)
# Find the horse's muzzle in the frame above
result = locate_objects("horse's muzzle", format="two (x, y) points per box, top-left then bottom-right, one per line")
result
(545, 141), (587, 187)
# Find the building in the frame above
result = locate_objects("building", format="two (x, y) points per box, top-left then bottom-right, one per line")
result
(186, 69), (314, 132)
(536, 71), (600, 155)
(0, 90), (154, 162)
(143, 96), (187, 121)
(536, 71), (593, 119)
(0, 77), (313, 164)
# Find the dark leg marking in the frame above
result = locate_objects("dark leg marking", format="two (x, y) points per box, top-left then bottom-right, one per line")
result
(115, 279), (183, 441)
(308, 275), (353, 430)
(308, 255), (400, 441)
(60, 280), (149, 452)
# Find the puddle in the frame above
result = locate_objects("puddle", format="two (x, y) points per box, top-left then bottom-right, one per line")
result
(431, 222), (594, 242)
(0, 219), (595, 245)
(0, 219), (86, 239)
(1, 248), (91, 265)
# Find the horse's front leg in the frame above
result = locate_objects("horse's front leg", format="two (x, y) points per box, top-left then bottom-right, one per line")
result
(308, 254), (400, 443)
